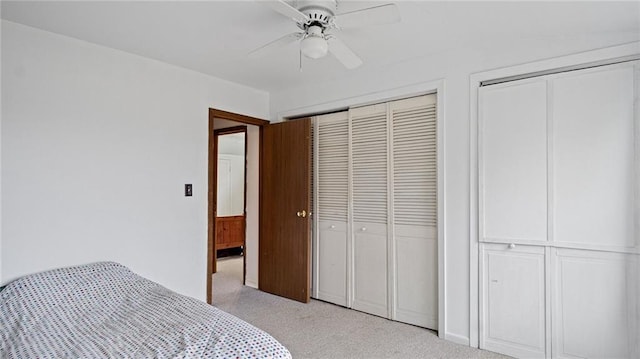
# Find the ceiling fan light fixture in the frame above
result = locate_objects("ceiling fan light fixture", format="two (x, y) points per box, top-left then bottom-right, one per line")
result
(301, 35), (328, 59)
(254, 1), (400, 69)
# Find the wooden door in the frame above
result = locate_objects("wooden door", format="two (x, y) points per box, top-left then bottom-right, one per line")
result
(259, 119), (311, 303)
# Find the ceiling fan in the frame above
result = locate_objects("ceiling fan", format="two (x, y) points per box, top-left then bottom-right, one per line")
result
(249, 0), (401, 69)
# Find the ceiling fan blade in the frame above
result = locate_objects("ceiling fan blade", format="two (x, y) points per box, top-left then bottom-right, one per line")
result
(261, 0), (308, 24)
(248, 32), (304, 58)
(328, 37), (363, 69)
(334, 4), (400, 29)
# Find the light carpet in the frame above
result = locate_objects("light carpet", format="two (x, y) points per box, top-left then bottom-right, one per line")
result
(212, 256), (508, 359)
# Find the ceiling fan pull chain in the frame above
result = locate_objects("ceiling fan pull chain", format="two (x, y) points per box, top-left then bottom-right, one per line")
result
(299, 48), (303, 72)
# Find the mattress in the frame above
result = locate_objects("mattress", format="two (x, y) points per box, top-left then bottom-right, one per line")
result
(0, 262), (291, 359)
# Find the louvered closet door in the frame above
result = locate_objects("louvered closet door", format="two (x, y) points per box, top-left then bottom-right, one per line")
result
(390, 95), (438, 329)
(314, 111), (349, 306)
(351, 103), (389, 317)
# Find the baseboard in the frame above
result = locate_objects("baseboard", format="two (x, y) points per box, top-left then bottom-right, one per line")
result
(445, 332), (470, 346)
(245, 279), (258, 289)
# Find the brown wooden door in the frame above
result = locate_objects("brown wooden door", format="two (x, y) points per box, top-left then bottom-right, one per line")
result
(259, 118), (311, 303)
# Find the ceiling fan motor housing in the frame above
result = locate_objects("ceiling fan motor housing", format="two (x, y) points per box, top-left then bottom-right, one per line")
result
(294, 0), (337, 27)
(253, 0), (379, 69)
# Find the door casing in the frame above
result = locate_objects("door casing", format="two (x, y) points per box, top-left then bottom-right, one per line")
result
(207, 109), (268, 304)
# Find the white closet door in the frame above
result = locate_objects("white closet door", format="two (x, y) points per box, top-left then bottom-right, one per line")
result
(551, 249), (636, 359)
(351, 102), (388, 317)
(217, 158), (232, 216)
(315, 111), (349, 306)
(390, 94), (438, 329)
(480, 243), (547, 358)
(478, 61), (638, 359)
(480, 79), (548, 242)
(552, 65), (636, 250)
(550, 63), (638, 358)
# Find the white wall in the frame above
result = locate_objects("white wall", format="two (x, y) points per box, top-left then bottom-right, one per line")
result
(2, 10), (637, 349)
(0, 15), (3, 283)
(0, 20), (269, 300)
(269, 36), (640, 343)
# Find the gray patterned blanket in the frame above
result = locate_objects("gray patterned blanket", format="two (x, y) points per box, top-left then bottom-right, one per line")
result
(0, 262), (291, 359)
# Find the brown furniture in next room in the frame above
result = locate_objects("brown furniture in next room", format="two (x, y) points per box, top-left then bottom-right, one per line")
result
(216, 215), (245, 251)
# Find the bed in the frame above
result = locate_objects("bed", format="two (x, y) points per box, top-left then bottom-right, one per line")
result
(0, 262), (291, 359)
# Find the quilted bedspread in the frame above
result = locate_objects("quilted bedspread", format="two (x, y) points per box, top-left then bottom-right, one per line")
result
(0, 262), (291, 359)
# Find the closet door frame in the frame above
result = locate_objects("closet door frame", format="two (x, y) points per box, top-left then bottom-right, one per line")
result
(469, 42), (640, 348)
(293, 79), (446, 337)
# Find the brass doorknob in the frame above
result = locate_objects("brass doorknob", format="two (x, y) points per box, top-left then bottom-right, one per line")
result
(296, 210), (307, 218)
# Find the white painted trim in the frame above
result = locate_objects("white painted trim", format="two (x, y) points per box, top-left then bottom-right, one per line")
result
(634, 64), (640, 359)
(0, 33), (2, 283)
(435, 83), (446, 339)
(386, 102), (396, 320)
(544, 246), (552, 358)
(445, 332), (470, 346)
(630, 255), (640, 358)
(0, 34), (2, 282)
(347, 108), (354, 308)
(274, 79), (447, 338)
(475, 42), (640, 88)
(547, 79), (555, 251)
(481, 54), (640, 87)
(245, 280), (258, 289)
(477, 242), (485, 349)
(633, 63), (640, 254)
(276, 80), (444, 121)
(469, 41), (640, 349)
(469, 70), (480, 349)
(312, 117), (320, 299)
(479, 238), (640, 255)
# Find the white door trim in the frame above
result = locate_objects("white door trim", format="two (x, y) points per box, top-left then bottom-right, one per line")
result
(468, 41), (640, 348)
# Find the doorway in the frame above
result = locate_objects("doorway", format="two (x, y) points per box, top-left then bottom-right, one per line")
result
(214, 127), (247, 295)
(207, 109), (269, 304)
(207, 109), (314, 305)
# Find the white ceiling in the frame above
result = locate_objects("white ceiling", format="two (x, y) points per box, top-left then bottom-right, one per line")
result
(2, 1), (639, 93)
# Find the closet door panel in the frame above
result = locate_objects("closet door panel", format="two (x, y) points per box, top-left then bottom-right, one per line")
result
(317, 220), (347, 306)
(351, 103), (388, 317)
(480, 243), (546, 358)
(480, 80), (548, 242)
(217, 158), (232, 216)
(315, 112), (349, 306)
(395, 225), (437, 328)
(552, 66), (635, 249)
(390, 95), (438, 329)
(552, 249), (635, 359)
(353, 223), (388, 317)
